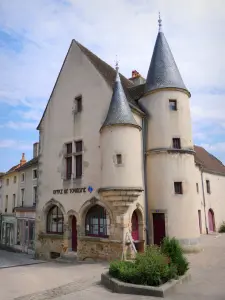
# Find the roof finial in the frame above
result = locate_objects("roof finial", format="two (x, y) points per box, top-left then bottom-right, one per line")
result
(158, 12), (162, 32)
(115, 55), (119, 72)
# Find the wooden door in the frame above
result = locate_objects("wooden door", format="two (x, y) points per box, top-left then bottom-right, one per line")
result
(72, 216), (77, 251)
(208, 209), (215, 232)
(153, 213), (166, 246)
(198, 210), (202, 234)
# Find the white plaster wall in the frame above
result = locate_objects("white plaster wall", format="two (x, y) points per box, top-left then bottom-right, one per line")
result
(38, 40), (143, 222)
(147, 153), (199, 240)
(101, 126), (143, 188)
(2, 172), (19, 213)
(139, 90), (193, 149)
(18, 165), (38, 206)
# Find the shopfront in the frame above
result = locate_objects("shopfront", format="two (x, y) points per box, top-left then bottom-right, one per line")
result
(15, 208), (35, 254)
(1, 215), (17, 247)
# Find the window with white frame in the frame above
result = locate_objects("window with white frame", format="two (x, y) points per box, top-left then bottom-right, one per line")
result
(13, 176), (17, 183)
(63, 140), (83, 180)
(21, 173), (25, 183)
(12, 194), (16, 211)
(5, 195), (8, 212)
(33, 169), (38, 179)
(6, 178), (9, 186)
(21, 188), (25, 206)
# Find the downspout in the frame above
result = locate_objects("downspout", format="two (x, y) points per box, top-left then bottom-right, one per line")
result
(200, 166), (208, 234)
(142, 116), (149, 245)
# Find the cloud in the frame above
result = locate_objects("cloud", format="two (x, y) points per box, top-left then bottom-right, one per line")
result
(0, 139), (33, 150)
(0, 0), (225, 166)
(0, 121), (36, 130)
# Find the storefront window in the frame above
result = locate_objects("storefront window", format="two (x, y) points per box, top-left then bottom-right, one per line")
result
(47, 206), (64, 234)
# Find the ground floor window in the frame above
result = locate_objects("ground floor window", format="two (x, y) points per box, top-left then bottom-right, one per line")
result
(1, 222), (14, 246)
(47, 205), (64, 234)
(16, 219), (35, 250)
(85, 205), (108, 237)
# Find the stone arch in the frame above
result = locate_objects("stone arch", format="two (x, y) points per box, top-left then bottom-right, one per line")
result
(67, 209), (80, 223)
(78, 197), (113, 237)
(130, 204), (145, 242)
(41, 198), (67, 233)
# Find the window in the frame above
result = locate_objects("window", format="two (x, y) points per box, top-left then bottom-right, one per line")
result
(174, 182), (183, 194)
(21, 188), (25, 206)
(75, 141), (83, 152)
(75, 95), (82, 112)
(116, 154), (122, 164)
(47, 205), (64, 234)
(169, 99), (177, 111)
(12, 194), (16, 209)
(33, 169), (37, 179)
(65, 142), (72, 180)
(6, 178), (9, 186)
(75, 141), (83, 178)
(85, 205), (108, 237)
(13, 176), (17, 183)
(33, 186), (37, 205)
(196, 183), (199, 193)
(172, 138), (181, 149)
(206, 180), (211, 194)
(21, 173), (25, 183)
(5, 195), (8, 213)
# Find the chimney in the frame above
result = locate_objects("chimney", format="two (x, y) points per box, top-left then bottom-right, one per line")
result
(20, 153), (26, 166)
(33, 142), (39, 158)
(129, 70), (146, 86)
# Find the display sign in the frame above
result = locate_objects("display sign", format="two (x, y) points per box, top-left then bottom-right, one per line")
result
(53, 186), (93, 195)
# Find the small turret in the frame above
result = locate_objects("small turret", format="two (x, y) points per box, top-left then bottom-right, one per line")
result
(101, 64), (140, 131)
(20, 153), (26, 166)
(145, 13), (190, 96)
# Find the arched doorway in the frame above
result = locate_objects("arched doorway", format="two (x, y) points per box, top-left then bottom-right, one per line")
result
(131, 211), (139, 241)
(208, 209), (216, 232)
(71, 216), (77, 251)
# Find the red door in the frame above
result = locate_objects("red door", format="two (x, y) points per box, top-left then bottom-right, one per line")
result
(131, 211), (139, 241)
(153, 213), (166, 246)
(198, 210), (202, 234)
(72, 216), (77, 251)
(208, 209), (215, 232)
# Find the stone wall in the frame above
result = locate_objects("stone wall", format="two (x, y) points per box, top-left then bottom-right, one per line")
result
(78, 237), (123, 261)
(35, 233), (64, 260)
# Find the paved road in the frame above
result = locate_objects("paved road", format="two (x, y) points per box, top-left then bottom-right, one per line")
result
(1, 234), (225, 300)
(0, 250), (45, 269)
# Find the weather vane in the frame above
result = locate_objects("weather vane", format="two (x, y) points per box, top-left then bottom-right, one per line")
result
(115, 55), (119, 72)
(158, 12), (162, 32)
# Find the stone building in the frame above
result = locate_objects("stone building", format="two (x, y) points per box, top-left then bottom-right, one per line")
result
(35, 18), (225, 261)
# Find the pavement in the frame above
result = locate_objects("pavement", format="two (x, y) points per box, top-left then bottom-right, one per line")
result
(0, 234), (225, 300)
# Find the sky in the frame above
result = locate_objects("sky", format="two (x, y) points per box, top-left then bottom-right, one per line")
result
(0, 0), (225, 171)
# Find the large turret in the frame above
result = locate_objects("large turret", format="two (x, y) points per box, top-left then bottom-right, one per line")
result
(139, 15), (200, 251)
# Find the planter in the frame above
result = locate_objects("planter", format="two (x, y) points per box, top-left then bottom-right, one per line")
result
(101, 271), (191, 298)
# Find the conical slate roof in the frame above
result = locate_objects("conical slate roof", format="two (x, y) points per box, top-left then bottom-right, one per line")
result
(145, 28), (189, 95)
(101, 69), (141, 130)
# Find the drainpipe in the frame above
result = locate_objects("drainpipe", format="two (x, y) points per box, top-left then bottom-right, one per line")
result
(200, 166), (208, 234)
(142, 116), (149, 245)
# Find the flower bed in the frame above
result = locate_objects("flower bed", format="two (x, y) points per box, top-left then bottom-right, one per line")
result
(108, 237), (189, 287)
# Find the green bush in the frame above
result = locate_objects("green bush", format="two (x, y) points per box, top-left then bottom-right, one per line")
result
(218, 222), (225, 233)
(109, 245), (177, 287)
(161, 237), (189, 276)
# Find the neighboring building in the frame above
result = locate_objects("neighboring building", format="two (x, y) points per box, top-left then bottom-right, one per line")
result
(14, 143), (39, 254)
(0, 154), (26, 248)
(34, 17), (225, 261)
(0, 172), (5, 213)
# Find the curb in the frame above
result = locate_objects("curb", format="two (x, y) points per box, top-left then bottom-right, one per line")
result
(101, 271), (191, 298)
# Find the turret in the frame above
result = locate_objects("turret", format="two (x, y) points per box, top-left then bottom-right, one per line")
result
(139, 15), (200, 251)
(100, 65), (143, 189)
